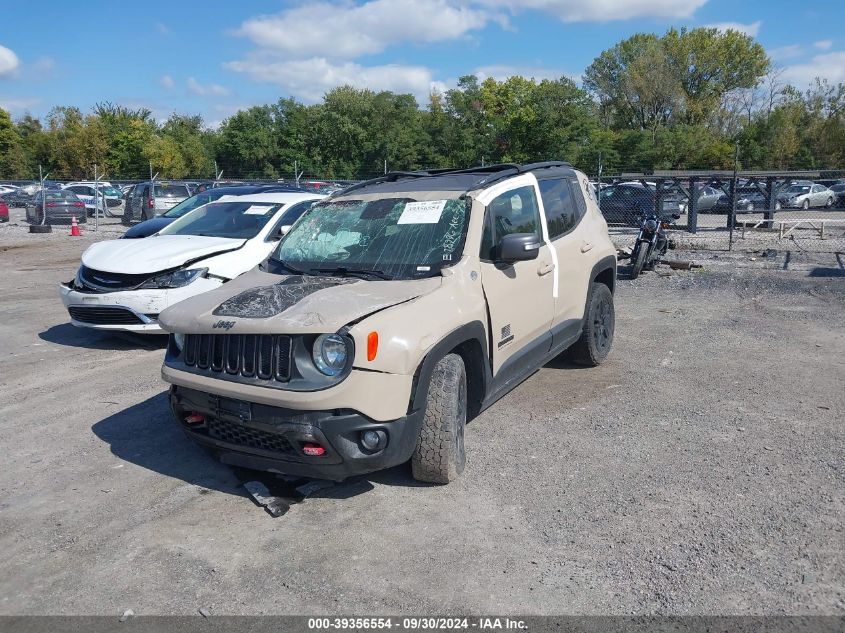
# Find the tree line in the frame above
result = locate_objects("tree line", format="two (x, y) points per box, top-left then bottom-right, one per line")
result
(0, 27), (842, 182)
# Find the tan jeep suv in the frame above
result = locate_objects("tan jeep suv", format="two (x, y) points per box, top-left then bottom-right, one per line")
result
(158, 162), (617, 484)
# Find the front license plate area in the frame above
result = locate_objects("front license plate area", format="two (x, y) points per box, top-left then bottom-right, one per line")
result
(216, 397), (252, 422)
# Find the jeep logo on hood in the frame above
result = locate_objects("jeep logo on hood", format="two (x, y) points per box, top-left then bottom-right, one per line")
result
(212, 320), (236, 330)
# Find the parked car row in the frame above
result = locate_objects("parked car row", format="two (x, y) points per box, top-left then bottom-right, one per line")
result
(595, 177), (845, 224)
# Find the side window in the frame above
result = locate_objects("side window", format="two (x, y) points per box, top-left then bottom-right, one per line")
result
(480, 185), (541, 260)
(142, 185), (150, 197)
(538, 178), (581, 239)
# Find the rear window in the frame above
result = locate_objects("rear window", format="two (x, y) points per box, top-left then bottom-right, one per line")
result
(45, 191), (78, 200)
(155, 184), (189, 197)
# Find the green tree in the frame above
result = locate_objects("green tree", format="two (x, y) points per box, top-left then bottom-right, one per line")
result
(0, 108), (28, 178)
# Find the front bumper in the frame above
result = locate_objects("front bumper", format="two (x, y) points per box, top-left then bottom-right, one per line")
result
(59, 278), (220, 333)
(171, 386), (422, 480)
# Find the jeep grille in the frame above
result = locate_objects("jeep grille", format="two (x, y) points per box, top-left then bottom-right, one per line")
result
(183, 334), (291, 382)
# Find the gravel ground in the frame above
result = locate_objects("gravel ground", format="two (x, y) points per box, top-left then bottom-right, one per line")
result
(0, 220), (843, 616)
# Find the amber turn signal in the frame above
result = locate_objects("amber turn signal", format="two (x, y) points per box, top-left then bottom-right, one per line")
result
(367, 331), (379, 361)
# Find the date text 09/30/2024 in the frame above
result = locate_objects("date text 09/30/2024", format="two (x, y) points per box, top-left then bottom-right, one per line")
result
(308, 618), (528, 630)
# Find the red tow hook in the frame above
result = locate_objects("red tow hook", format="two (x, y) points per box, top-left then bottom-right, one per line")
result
(302, 443), (326, 456)
(185, 412), (205, 426)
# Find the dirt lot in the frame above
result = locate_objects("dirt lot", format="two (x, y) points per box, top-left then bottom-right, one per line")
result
(0, 220), (843, 616)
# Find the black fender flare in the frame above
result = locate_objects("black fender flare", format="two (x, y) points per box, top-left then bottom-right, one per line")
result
(407, 320), (490, 416)
(589, 254), (617, 295)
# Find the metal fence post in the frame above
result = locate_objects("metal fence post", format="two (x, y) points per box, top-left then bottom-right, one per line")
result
(687, 177), (699, 234)
(655, 178), (663, 218)
(765, 176), (777, 227)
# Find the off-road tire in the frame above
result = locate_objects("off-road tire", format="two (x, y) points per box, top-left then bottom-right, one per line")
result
(630, 243), (648, 279)
(29, 224), (52, 233)
(411, 353), (467, 484)
(569, 283), (614, 367)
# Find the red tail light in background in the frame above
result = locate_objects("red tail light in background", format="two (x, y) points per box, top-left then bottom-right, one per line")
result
(148, 198), (155, 208)
(46, 202), (57, 208)
(73, 201), (85, 208)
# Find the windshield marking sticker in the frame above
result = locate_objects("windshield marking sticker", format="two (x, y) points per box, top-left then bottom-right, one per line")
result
(398, 200), (447, 225)
(244, 205), (274, 215)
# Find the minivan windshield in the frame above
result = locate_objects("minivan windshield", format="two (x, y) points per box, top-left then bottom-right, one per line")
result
(158, 201), (283, 239)
(273, 197), (469, 280)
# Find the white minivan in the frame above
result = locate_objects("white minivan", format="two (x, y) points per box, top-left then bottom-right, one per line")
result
(59, 191), (324, 333)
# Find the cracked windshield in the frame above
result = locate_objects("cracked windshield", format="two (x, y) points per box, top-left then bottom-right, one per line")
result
(273, 197), (469, 280)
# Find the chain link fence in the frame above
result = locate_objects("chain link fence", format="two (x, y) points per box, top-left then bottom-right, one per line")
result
(5, 169), (844, 252)
(594, 170), (845, 253)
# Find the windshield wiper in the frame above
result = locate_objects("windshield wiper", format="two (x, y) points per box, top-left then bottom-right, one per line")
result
(312, 267), (393, 280)
(267, 256), (309, 276)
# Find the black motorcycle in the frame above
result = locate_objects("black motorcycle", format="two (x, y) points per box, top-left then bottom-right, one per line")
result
(629, 211), (680, 279)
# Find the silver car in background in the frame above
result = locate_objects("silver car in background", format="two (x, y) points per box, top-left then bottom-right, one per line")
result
(777, 183), (835, 210)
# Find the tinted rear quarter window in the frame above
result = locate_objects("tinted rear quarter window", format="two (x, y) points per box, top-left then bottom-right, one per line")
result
(538, 178), (585, 239)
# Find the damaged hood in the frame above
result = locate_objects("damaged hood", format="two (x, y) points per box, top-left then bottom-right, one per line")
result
(158, 269), (442, 334)
(81, 235), (245, 274)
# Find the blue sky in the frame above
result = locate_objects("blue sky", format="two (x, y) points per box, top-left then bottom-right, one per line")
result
(0, 0), (841, 126)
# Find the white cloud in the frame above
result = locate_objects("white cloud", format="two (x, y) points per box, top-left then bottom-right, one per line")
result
(782, 51), (845, 86)
(236, 0), (498, 59)
(226, 56), (441, 104)
(814, 39), (833, 50)
(160, 74), (175, 89)
(770, 44), (803, 61)
(0, 45), (20, 78)
(703, 20), (761, 37)
(186, 77), (231, 97)
(477, 0), (707, 22)
(0, 96), (40, 112)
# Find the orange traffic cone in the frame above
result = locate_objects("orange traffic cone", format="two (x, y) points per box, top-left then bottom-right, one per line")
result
(70, 215), (81, 236)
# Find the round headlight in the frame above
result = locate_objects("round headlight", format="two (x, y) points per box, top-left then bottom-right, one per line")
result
(312, 334), (349, 376)
(644, 218), (658, 232)
(173, 333), (185, 352)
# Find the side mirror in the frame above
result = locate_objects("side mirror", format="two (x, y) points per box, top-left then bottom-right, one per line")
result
(272, 225), (292, 240)
(498, 233), (541, 263)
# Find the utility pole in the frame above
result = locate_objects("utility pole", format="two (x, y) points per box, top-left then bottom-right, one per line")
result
(728, 142), (739, 250)
(294, 160), (304, 188)
(94, 163), (99, 232)
(384, 159), (387, 175)
(39, 165), (47, 227)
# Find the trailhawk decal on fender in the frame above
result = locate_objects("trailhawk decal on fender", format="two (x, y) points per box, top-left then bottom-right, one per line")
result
(212, 275), (360, 319)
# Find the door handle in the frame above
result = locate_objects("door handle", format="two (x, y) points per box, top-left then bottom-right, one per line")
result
(581, 241), (594, 253)
(537, 262), (555, 276)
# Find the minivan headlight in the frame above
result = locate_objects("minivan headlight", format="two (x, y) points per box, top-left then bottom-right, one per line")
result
(312, 333), (349, 376)
(140, 267), (207, 289)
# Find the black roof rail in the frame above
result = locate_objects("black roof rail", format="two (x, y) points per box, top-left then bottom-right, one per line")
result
(333, 161), (575, 198)
(462, 161), (574, 193)
(332, 171), (433, 197)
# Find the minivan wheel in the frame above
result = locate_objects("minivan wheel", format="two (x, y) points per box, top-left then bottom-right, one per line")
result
(411, 353), (467, 485)
(569, 283), (615, 367)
